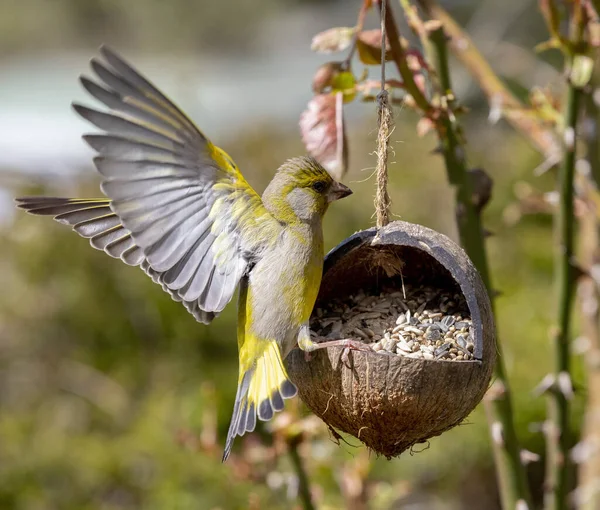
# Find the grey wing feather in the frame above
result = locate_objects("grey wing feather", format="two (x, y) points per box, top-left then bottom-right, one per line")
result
(18, 46), (281, 323)
(16, 197), (216, 324)
(15, 198), (146, 268)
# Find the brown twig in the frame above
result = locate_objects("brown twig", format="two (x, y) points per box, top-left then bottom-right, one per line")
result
(576, 53), (600, 510)
(374, 0), (432, 113)
(575, 173), (600, 510)
(415, 0), (560, 161)
(344, 0), (372, 67)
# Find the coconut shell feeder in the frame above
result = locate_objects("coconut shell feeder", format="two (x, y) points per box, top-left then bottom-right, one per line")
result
(286, 220), (496, 458)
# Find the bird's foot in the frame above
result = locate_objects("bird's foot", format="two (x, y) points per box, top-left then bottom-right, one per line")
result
(299, 336), (372, 366)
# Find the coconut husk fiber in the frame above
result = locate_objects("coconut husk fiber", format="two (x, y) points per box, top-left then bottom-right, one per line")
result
(285, 221), (496, 458)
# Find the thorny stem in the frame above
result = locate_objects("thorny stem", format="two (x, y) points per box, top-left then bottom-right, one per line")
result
(575, 174), (600, 510)
(544, 66), (582, 510)
(415, 0), (560, 161)
(577, 59), (600, 510)
(288, 436), (316, 510)
(391, 6), (531, 506)
(422, 25), (533, 510)
(544, 2), (589, 507)
(424, 29), (486, 275)
(375, 0), (432, 113)
(345, 0), (371, 67)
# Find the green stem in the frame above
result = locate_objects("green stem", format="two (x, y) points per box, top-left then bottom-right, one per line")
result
(288, 436), (316, 510)
(544, 71), (582, 510)
(424, 24), (533, 509)
(426, 29), (487, 276)
(388, 1), (532, 504)
(375, 0), (432, 113)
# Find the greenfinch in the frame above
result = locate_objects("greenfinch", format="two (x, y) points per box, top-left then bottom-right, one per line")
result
(16, 47), (352, 460)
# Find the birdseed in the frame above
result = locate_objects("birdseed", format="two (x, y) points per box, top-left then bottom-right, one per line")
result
(310, 284), (475, 361)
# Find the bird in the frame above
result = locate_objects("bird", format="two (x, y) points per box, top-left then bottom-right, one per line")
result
(15, 46), (353, 461)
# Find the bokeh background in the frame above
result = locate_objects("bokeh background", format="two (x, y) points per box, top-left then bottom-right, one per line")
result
(0, 0), (581, 509)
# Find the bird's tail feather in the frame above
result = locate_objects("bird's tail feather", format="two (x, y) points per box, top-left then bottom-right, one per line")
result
(222, 340), (297, 461)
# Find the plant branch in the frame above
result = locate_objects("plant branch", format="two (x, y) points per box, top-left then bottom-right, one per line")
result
(575, 173), (600, 510)
(375, 0), (432, 113)
(345, 0), (372, 66)
(544, 65), (583, 510)
(288, 436), (316, 510)
(425, 25), (533, 510)
(415, 0), (560, 161)
(424, 29), (487, 274)
(544, 2), (589, 506)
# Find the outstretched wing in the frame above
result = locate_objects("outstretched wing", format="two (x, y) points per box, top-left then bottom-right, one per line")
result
(16, 196), (211, 324)
(19, 46), (281, 322)
(15, 197), (144, 265)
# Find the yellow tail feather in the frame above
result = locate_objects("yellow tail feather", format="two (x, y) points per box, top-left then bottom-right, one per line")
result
(222, 340), (297, 461)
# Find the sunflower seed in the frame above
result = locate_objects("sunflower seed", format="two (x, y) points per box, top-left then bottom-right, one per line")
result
(309, 284), (473, 362)
(456, 335), (467, 348)
(353, 328), (369, 340)
(382, 336), (396, 352)
(441, 316), (455, 327)
(425, 328), (441, 341)
(435, 343), (451, 358)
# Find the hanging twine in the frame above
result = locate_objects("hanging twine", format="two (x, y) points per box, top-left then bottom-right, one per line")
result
(375, 0), (393, 230)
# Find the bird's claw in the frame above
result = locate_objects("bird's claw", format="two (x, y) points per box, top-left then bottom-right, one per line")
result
(299, 337), (372, 366)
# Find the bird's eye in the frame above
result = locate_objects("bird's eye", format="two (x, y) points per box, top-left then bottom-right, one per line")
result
(311, 181), (326, 193)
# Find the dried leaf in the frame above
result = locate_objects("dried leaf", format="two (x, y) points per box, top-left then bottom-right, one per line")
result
(312, 63), (356, 102)
(300, 92), (348, 180)
(356, 29), (392, 65)
(406, 49), (429, 72)
(311, 27), (357, 54)
(312, 61), (345, 94)
(416, 117), (434, 137)
(412, 74), (427, 97)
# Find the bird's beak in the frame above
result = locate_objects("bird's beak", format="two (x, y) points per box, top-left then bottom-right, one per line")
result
(328, 181), (353, 202)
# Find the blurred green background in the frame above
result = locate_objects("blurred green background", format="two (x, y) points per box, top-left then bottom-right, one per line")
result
(0, 0), (583, 509)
